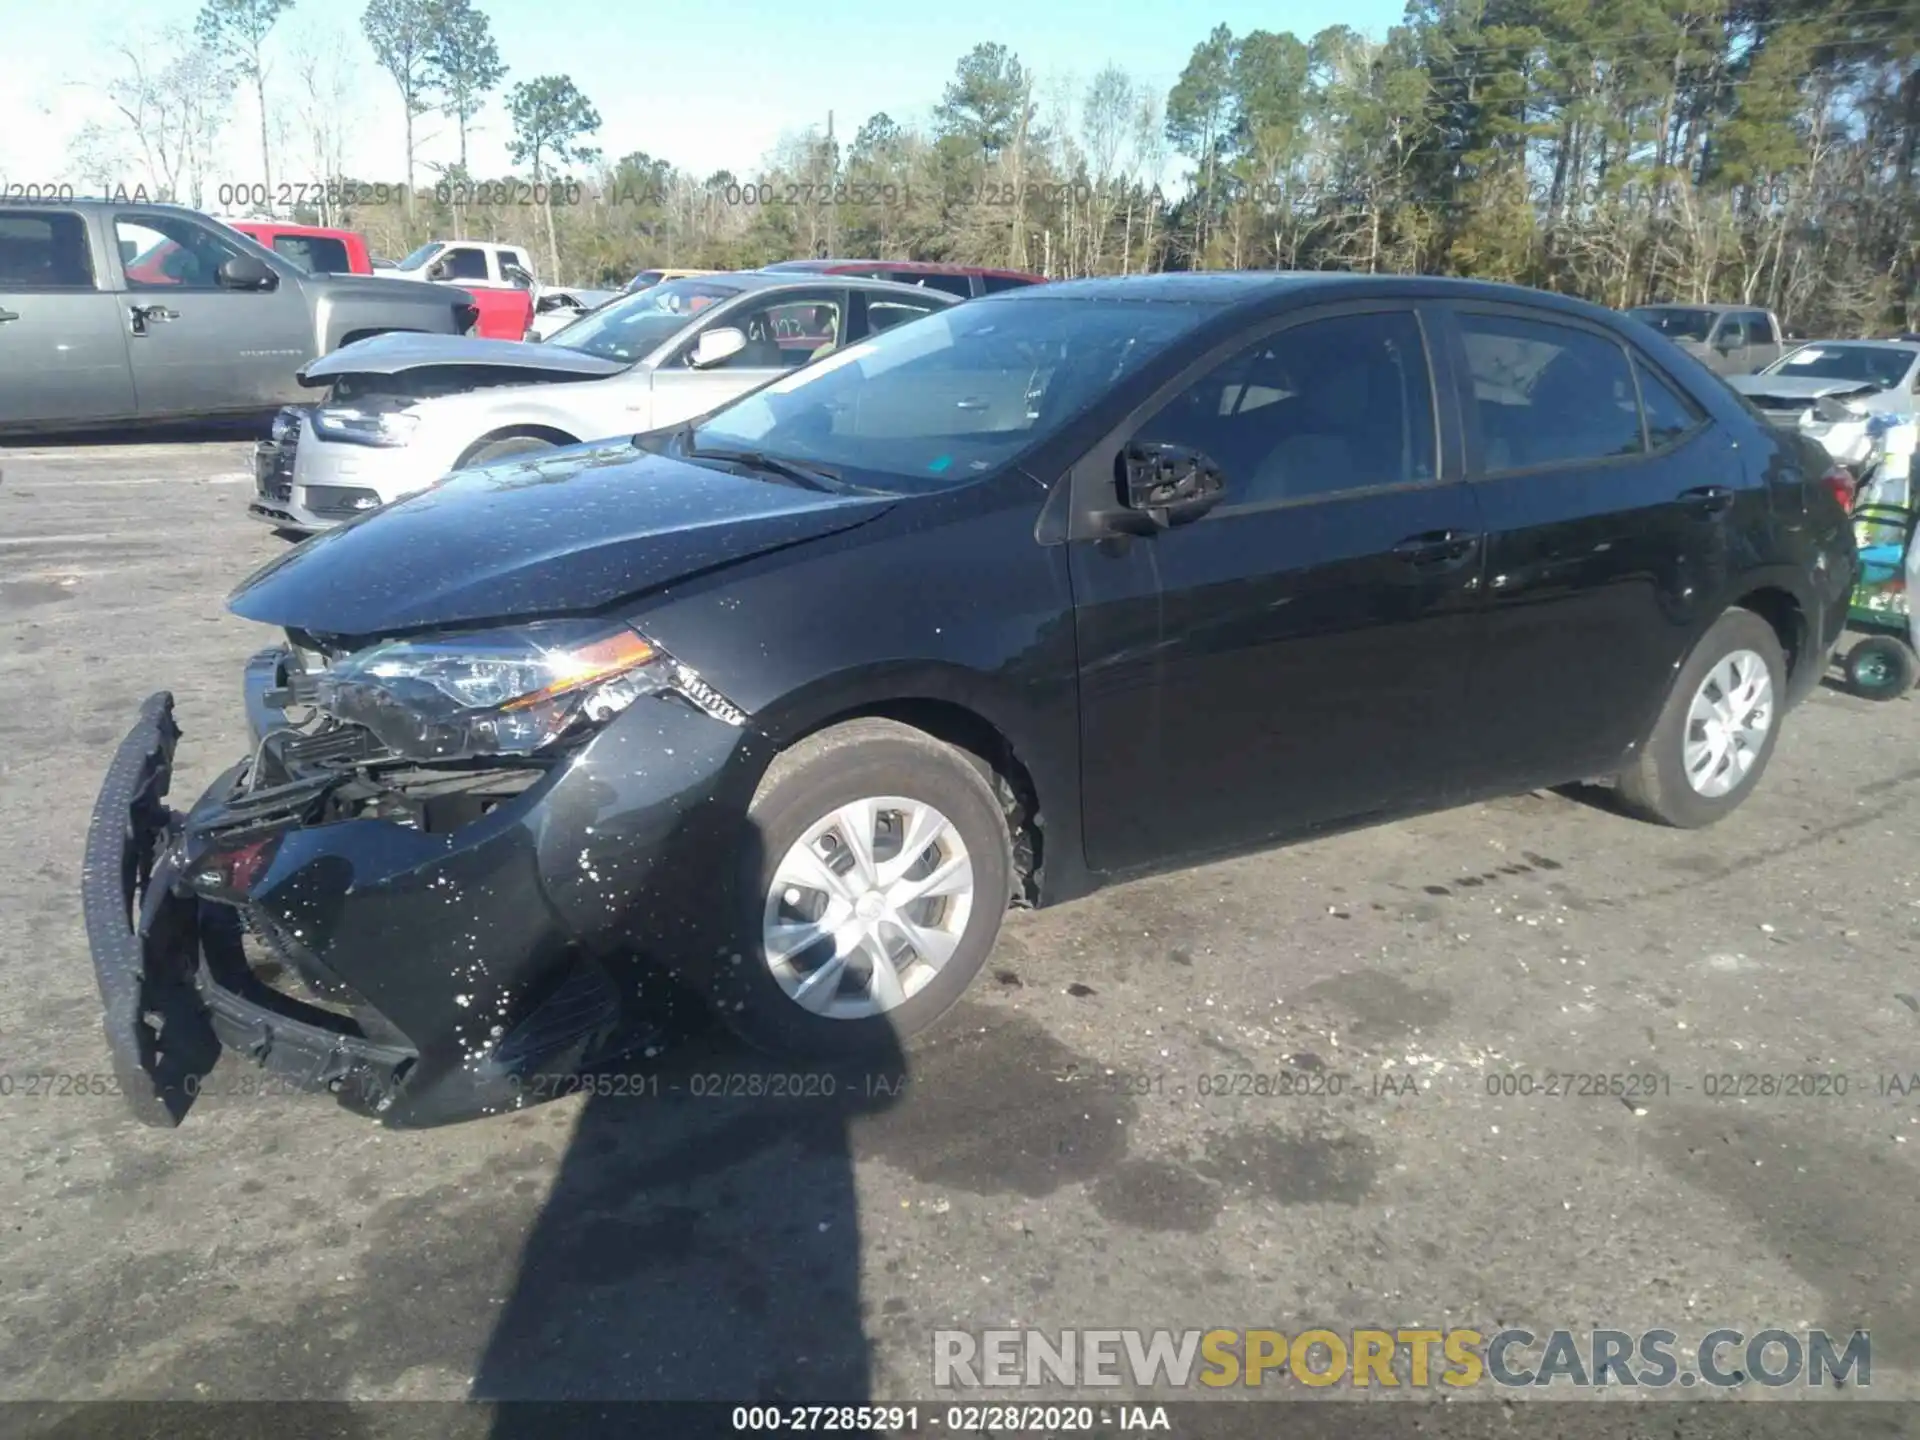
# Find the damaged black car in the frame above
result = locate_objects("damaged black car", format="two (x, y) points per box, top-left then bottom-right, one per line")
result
(82, 273), (1852, 1128)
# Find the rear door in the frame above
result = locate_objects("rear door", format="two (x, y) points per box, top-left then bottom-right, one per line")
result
(0, 207), (137, 426)
(1069, 302), (1486, 873)
(1439, 302), (1742, 792)
(110, 210), (315, 417)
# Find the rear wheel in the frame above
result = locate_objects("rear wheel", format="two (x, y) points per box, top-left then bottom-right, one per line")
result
(1844, 636), (1916, 700)
(712, 718), (1013, 1058)
(459, 434), (562, 467)
(1615, 608), (1785, 828)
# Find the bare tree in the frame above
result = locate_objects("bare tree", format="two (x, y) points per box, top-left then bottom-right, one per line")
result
(1082, 65), (1136, 274)
(281, 21), (362, 222)
(103, 32), (230, 207)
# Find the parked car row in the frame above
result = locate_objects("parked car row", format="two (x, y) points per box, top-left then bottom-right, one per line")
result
(83, 269), (1857, 1132)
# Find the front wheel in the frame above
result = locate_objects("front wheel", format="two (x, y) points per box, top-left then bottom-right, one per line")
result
(458, 434), (561, 467)
(711, 718), (1013, 1059)
(1615, 608), (1786, 828)
(1844, 635), (1916, 700)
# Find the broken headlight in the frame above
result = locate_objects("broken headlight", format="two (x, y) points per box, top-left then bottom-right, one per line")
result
(310, 405), (421, 447)
(313, 620), (674, 760)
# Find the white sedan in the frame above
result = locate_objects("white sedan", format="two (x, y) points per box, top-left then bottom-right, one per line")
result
(248, 272), (956, 533)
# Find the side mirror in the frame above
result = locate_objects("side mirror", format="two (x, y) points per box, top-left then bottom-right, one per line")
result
(689, 326), (747, 369)
(1115, 441), (1226, 531)
(427, 259), (451, 281)
(1713, 328), (1740, 352)
(217, 255), (277, 290)
(504, 265), (534, 289)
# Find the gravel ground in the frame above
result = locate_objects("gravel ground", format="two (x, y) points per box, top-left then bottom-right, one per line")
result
(2, 439), (1917, 1423)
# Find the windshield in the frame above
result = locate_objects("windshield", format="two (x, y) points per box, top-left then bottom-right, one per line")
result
(1764, 343), (1916, 389)
(552, 278), (743, 362)
(1628, 306), (1716, 342)
(395, 242), (442, 271)
(688, 297), (1217, 490)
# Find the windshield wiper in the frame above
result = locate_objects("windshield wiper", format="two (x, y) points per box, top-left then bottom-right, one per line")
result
(683, 444), (845, 492)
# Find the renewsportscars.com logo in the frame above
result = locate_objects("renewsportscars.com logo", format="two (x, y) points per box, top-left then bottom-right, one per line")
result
(933, 1327), (1871, 1390)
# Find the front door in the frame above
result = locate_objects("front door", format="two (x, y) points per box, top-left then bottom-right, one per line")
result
(112, 212), (315, 416)
(647, 288), (849, 430)
(1069, 304), (1486, 875)
(1440, 302), (1748, 792)
(0, 207), (136, 426)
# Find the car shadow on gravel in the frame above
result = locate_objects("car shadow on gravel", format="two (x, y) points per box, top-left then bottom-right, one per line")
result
(475, 816), (909, 1435)
(0, 416), (275, 448)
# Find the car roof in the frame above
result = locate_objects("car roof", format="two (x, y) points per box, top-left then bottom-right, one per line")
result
(763, 258), (1044, 280)
(969, 269), (1632, 323)
(719, 270), (964, 301)
(1631, 301), (1760, 313)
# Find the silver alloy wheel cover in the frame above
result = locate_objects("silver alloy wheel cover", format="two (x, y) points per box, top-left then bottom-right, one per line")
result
(762, 795), (976, 1020)
(1682, 648), (1775, 798)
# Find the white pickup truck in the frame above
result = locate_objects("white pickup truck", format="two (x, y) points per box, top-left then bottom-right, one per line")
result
(383, 240), (537, 339)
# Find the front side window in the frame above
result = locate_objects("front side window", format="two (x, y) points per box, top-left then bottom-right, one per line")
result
(0, 210), (94, 288)
(551, 277), (743, 363)
(1459, 312), (1643, 472)
(690, 296), (1217, 491)
(1739, 312), (1774, 345)
(1132, 310), (1436, 508)
(912, 273), (975, 299)
(115, 215), (244, 289)
(683, 291), (844, 370)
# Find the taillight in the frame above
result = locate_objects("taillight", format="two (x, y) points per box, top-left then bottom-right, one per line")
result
(1821, 466), (1856, 512)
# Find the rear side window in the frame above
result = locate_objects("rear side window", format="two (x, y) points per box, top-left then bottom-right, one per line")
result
(441, 247), (489, 280)
(1135, 309), (1437, 508)
(272, 234), (351, 273)
(910, 273), (975, 299)
(1458, 312), (1642, 472)
(0, 210), (95, 289)
(1632, 356), (1706, 448)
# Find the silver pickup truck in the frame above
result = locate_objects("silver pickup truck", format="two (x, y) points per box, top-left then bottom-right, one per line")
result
(0, 199), (477, 434)
(1624, 302), (1785, 375)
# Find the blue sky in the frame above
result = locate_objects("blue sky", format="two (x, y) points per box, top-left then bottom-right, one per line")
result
(0, 0), (1407, 195)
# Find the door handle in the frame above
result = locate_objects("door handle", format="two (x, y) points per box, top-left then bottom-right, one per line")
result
(1391, 530), (1479, 564)
(1679, 485), (1735, 514)
(128, 304), (179, 335)
(0, 308), (18, 323)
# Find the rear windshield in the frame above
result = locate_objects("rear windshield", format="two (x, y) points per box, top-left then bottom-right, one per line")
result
(272, 234), (352, 273)
(552, 278), (743, 362)
(1627, 306), (1715, 342)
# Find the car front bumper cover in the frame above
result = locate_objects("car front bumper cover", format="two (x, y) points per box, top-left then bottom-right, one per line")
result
(80, 661), (762, 1129)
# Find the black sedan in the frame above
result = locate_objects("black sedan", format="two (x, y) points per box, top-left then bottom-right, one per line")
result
(82, 272), (1855, 1128)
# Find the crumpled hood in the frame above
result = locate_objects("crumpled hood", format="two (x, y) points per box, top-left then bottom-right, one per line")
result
(1726, 374), (1884, 402)
(228, 441), (895, 639)
(298, 331), (627, 386)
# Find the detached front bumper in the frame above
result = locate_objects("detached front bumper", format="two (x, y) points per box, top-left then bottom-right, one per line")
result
(80, 668), (759, 1129)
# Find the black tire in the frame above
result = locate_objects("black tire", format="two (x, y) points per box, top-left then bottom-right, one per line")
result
(1844, 636), (1916, 701)
(711, 718), (1013, 1059)
(1615, 608), (1787, 828)
(459, 434), (561, 467)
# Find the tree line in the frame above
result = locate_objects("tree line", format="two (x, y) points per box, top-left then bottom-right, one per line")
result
(62, 0), (1920, 333)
